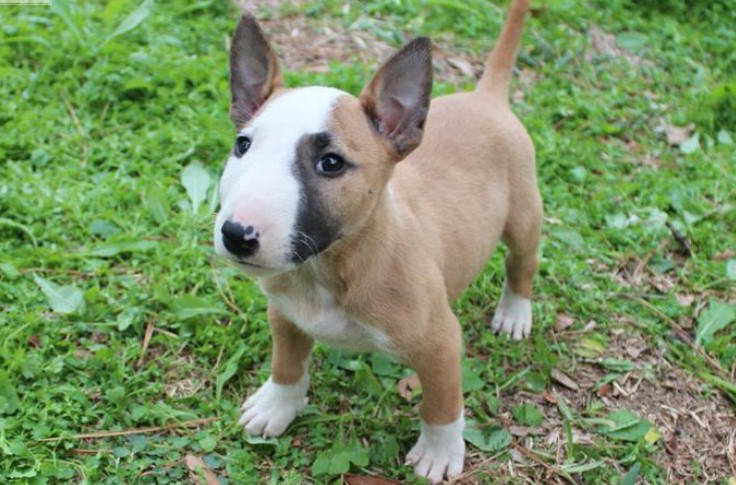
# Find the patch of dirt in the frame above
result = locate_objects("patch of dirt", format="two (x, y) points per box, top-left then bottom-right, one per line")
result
(160, 351), (207, 399)
(233, 0), (499, 88)
(473, 331), (736, 483)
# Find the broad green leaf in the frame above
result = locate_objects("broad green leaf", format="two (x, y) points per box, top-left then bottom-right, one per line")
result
(117, 306), (142, 331)
(198, 435), (217, 453)
(0, 263), (20, 280)
(181, 161), (211, 213)
(695, 300), (736, 345)
(680, 133), (700, 154)
(312, 446), (355, 476)
(103, 0), (130, 26)
(89, 219), (120, 238)
(104, 0), (154, 44)
(144, 185), (169, 224)
(345, 441), (370, 467)
(599, 358), (635, 373)
(726, 260), (736, 281)
(601, 410), (651, 442)
(215, 343), (246, 400)
(486, 427), (512, 451)
(170, 295), (226, 320)
(617, 31), (647, 51)
(0, 371), (20, 415)
(112, 447), (130, 457)
(328, 450), (350, 475)
(717, 129), (734, 145)
(88, 240), (157, 257)
(574, 333), (608, 358)
(311, 451), (331, 476)
(512, 403), (544, 427)
(244, 434), (277, 446)
(33, 275), (85, 314)
(462, 360), (484, 392)
(463, 420), (511, 452)
(551, 228), (584, 250)
(621, 463), (641, 485)
(354, 362), (382, 396)
(370, 352), (400, 377)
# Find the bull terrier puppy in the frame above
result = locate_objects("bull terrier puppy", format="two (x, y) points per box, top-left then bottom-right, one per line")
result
(213, 0), (540, 481)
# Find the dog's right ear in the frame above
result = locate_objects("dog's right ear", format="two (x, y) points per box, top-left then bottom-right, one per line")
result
(229, 14), (282, 128)
(359, 37), (433, 160)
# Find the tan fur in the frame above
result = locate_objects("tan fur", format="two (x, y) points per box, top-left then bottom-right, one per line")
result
(258, 0), (538, 428)
(268, 306), (313, 384)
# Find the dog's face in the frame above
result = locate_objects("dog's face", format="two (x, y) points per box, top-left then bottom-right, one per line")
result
(214, 15), (432, 276)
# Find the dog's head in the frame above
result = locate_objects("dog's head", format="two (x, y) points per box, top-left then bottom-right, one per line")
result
(214, 15), (432, 276)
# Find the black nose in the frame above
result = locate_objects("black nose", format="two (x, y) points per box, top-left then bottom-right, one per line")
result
(221, 221), (259, 258)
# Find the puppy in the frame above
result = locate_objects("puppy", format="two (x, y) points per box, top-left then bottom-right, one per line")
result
(213, 0), (540, 481)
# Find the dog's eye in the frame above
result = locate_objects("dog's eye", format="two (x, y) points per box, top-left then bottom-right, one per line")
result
(234, 136), (251, 158)
(315, 153), (346, 177)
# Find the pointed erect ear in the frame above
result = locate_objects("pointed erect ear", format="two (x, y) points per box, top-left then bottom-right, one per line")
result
(359, 37), (433, 160)
(229, 14), (282, 128)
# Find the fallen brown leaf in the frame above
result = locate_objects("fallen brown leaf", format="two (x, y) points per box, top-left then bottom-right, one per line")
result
(554, 313), (575, 332)
(676, 294), (695, 307)
(345, 474), (403, 485)
(542, 391), (558, 404)
(446, 56), (474, 77)
(509, 425), (532, 437)
(665, 123), (694, 146)
(713, 249), (736, 261)
(397, 374), (421, 400)
(551, 368), (579, 391)
(185, 455), (219, 485)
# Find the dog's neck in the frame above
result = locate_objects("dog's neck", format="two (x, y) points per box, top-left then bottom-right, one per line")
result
(262, 184), (401, 303)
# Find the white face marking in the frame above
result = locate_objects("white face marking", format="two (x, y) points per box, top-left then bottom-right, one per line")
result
(214, 87), (348, 274)
(406, 415), (465, 483)
(239, 370), (309, 437)
(491, 283), (533, 340)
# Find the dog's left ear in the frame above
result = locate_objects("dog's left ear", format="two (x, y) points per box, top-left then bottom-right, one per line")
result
(230, 14), (282, 128)
(360, 37), (433, 160)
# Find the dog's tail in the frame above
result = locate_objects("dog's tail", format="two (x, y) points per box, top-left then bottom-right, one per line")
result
(476, 0), (530, 100)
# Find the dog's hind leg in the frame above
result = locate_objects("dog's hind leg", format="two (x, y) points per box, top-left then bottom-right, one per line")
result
(491, 186), (542, 340)
(239, 306), (313, 437)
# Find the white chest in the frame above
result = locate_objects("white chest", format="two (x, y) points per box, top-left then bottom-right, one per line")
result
(267, 285), (390, 352)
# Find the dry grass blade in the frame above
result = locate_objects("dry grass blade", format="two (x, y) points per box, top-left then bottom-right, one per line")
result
(136, 319), (156, 368)
(39, 417), (220, 442)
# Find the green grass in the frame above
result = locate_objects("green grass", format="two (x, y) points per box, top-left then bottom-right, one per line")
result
(1, 0), (735, 483)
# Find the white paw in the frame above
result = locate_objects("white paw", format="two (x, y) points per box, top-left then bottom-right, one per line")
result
(491, 285), (532, 340)
(406, 416), (465, 484)
(238, 374), (308, 437)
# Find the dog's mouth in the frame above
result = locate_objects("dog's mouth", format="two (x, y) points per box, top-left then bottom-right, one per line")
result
(227, 257), (291, 278)
(236, 259), (267, 269)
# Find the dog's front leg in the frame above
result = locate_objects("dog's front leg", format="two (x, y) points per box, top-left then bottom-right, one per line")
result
(239, 306), (313, 437)
(405, 310), (465, 483)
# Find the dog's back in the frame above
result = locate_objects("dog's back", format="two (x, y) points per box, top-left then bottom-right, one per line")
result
(391, 0), (540, 300)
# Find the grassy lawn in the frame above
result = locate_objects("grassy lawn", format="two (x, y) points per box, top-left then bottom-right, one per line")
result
(1, 0), (735, 483)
